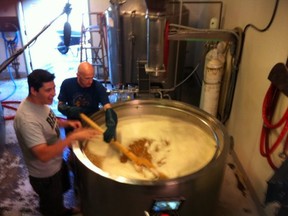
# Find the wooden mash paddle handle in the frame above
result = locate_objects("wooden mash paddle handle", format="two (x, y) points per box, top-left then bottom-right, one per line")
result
(79, 113), (167, 179)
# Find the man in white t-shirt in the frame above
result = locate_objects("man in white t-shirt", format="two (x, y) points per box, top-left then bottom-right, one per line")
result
(14, 69), (99, 216)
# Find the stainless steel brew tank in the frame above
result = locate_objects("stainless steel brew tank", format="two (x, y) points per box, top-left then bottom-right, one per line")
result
(73, 99), (230, 216)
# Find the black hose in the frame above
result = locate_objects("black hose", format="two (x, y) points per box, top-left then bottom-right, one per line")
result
(243, 0), (279, 34)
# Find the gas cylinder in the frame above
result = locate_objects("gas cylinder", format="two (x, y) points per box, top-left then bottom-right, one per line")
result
(200, 46), (225, 117)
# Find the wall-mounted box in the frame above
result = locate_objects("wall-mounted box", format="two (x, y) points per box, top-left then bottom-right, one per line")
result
(0, 17), (19, 31)
(0, 0), (19, 31)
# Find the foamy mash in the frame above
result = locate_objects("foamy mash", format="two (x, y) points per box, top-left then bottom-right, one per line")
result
(84, 114), (217, 180)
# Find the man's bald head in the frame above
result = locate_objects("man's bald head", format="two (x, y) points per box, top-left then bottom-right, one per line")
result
(77, 62), (94, 76)
(77, 62), (95, 88)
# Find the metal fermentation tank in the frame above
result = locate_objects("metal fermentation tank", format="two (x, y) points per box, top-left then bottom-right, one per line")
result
(105, 0), (188, 91)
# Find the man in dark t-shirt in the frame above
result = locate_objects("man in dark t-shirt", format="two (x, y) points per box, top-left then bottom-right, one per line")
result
(58, 62), (117, 204)
(57, 61), (117, 143)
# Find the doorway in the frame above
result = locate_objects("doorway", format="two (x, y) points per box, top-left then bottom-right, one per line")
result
(18, 0), (89, 115)
(19, 0), (89, 80)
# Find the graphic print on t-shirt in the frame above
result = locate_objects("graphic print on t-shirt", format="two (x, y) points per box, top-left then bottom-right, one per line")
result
(46, 109), (60, 137)
(73, 94), (91, 107)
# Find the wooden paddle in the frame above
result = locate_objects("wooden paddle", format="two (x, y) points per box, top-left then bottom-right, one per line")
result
(80, 113), (167, 179)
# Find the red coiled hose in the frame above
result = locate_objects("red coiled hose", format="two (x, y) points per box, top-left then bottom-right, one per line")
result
(260, 84), (288, 170)
(1, 100), (21, 120)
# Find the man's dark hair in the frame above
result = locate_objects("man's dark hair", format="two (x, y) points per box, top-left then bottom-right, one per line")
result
(28, 69), (55, 94)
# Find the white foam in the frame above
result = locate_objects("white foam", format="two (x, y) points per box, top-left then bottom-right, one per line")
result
(86, 115), (217, 180)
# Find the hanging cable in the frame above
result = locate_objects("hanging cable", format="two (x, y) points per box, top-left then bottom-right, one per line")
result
(243, 0), (279, 34)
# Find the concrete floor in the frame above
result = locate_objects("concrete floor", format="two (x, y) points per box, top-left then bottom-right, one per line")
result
(0, 78), (264, 216)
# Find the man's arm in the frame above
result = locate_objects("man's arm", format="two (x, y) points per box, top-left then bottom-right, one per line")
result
(103, 103), (112, 111)
(57, 117), (82, 129)
(103, 104), (118, 143)
(58, 101), (71, 116)
(31, 128), (100, 162)
(58, 101), (82, 119)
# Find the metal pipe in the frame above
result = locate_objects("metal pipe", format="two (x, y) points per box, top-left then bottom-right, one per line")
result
(145, 12), (166, 76)
(144, 0), (169, 76)
(173, 0), (183, 88)
(168, 24), (240, 42)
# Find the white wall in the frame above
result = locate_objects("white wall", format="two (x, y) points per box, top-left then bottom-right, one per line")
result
(222, 0), (288, 213)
